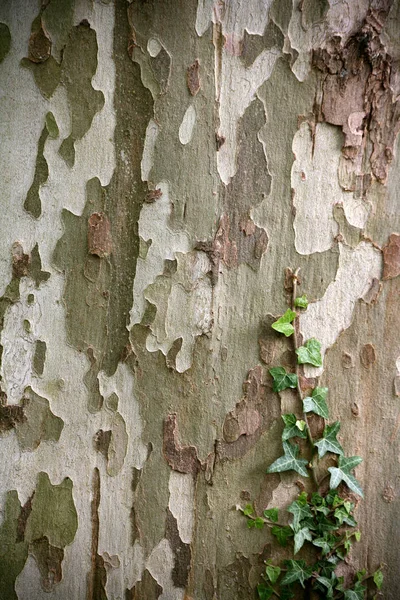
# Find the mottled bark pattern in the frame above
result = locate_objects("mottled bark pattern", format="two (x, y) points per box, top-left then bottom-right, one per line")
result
(0, 0), (400, 599)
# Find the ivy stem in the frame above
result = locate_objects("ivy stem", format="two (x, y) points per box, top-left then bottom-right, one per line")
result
(291, 268), (319, 488)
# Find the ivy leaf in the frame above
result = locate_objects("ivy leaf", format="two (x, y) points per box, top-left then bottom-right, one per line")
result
(254, 517), (265, 529)
(269, 367), (298, 393)
(281, 560), (313, 588)
(271, 525), (294, 547)
(315, 422), (344, 458)
(257, 583), (274, 600)
(294, 527), (313, 554)
(328, 456), (363, 497)
(354, 531), (361, 542)
(243, 504), (253, 516)
(343, 581), (366, 600)
(373, 569), (383, 590)
(265, 563), (281, 584)
(282, 414), (307, 441)
(334, 507), (356, 527)
(271, 309), (297, 337)
(313, 536), (333, 556)
(296, 338), (323, 367)
(303, 387), (329, 419)
(264, 508), (279, 523)
(316, 575), (335, 598)
(294, 295), (308, 309)
(281, 588), (295, 600)
(288, 495), (313, 529)
(267, 441), (309, 477)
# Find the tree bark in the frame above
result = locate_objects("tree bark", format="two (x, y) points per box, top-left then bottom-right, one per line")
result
(0, 0), (400, 598)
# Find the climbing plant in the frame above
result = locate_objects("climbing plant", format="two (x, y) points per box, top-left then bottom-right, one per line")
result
(241, 269), (383, 599)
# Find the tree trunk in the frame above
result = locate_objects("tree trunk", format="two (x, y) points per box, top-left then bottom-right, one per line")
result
(0, 0), (399, 598)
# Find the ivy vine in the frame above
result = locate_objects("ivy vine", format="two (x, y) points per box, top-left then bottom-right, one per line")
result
(240, 268), (383, 599)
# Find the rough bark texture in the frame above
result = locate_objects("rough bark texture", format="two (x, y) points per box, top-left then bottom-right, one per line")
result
(0, 0), (400, 598)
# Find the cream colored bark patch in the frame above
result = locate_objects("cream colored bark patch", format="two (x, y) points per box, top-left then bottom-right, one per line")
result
(146, 538), (185, 600)
(195, 0), (279, 184)
(141, 119), (159, 181)
(147, 37), (162, 57)
(299, 242), (382, 377)
(145, 250), (213, 373)
(129, 181), (191, 327)
(217, 48), (280, 184)
(168, 472), (195, 544)
(292, 122), (369, 254)
(179, 105), (196, 145)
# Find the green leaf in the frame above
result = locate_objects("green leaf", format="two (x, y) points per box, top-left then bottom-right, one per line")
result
(243, 504), (253, 516)
(356, 569), (366, 582)
(288, 497), (313, 530)
(343, 581), (366, 600)
(280, 588), (295, 600)
(266, 563), (281, 584)
(296, 419), (306, 431)
(247, 519), (255, 529)
(267, 441), (309, 477)
(294, 526), (313, 554)
(316, 575), (335, 598)
(303, 387), (329, 419)
(294, 295), (308, 309)
(334, 507), (356, 527)
(313, 536), (333, 556)
(254, 517), (265, 529)
(257, 583), (274, 600)
(296, 338), (323, 367)
(281, 413), (307, 441)
(373, 569), (383, 590)
(328, 456), (363, 497)
(269, 367), (298, 393)
(281, 560), (313, 588)
(263, 508), (279, 523)
(354, 530), (361, 542)
(271, 525), (294, 547)
(271, 309), (297, 337)
(315, 422), (344, 458)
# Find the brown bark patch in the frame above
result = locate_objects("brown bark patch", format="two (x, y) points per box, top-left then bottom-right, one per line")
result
(0, 401), (25, 433)
(223, 366), (266, 443)
(165, 509), (191, 588)
(87, 468), (107, 600)
(218, 365), (280, 461)
(360, 343), (376, 368)
(382, 233), (400, 280)
(187, 59), (200, 96)
(93, 429), (112, 458)
(30, 536), (64, 592)
(28, 22), (51, 63)
(16, 493), (34, 543)
(88, 212), (112, 258)
(313, 5), (400, 185)
(145, 188), (162, 203)
(163, 414), (201, 475)
(12, 242), (30, 278)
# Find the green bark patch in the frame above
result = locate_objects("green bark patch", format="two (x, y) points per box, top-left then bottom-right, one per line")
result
(25, 472), (78, 548)
(21, 55), (61, 100)
(53, 1), (153, 393)
(24, 124), (49, 219)
(58, 21), (104, 167)
(33, 340), (47, 375)
(15, 387), (63, 451)
(0, 22), (11, 64)
(221, 98), (270, 271)
(0, 491), (29, 600)
(41, 0), (74, 61)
